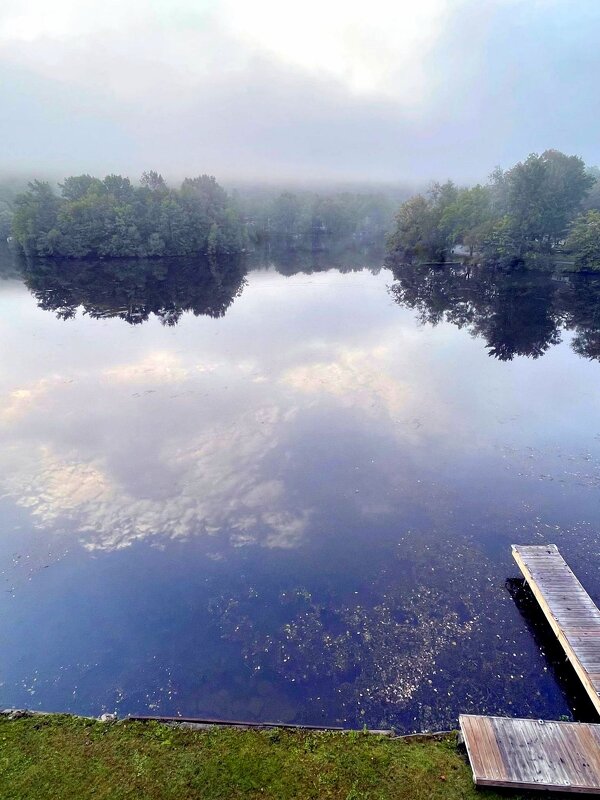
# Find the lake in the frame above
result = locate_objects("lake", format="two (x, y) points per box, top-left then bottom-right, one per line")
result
(1, 247), (600, 733)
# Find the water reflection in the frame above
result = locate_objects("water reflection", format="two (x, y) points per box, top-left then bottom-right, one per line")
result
(388, 261), (600, 361)
(249, 238), (385, 276)
(21, 256), (247, 325)
(18, 251), (600, 367)
(17, 238), (385, 327)
(2, 251), (600, 731)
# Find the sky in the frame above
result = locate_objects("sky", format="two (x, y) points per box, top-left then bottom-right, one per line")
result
(0, 0), (599, 184)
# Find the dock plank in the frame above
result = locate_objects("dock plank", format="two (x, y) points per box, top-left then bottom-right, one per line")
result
(512, 544), (600, 715)
(460, 715), (600, 793)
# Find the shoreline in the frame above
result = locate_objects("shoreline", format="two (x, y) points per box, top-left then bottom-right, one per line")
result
(1, 707), (454, 739)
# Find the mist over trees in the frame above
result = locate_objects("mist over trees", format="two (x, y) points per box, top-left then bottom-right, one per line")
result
(237, 189), (396, 244)
(387, 150), (600, 269)
(10, 151), (600, 271)
(7, 173), (398, 262)
(0, 179), (23, 241)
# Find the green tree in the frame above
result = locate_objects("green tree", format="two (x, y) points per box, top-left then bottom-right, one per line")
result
(12, 181), (60, 256)
(542, 149), (594, 240)
(388, 182), (457, 261)
(502, 150), (592, 249)
(140, 171), (168, 193)
(440, 185), (492, 254)
(207, 223), (219, 258)
(60, 175), (104, 201)
(388, 195), (436, 258)
(0, 209), (13, 240)
(565, 210), (600, 270)
(387, 150), (595, 268)
(103, 175), (135, 203)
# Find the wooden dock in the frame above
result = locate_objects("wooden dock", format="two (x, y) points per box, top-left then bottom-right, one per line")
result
(512, 544), (600, 716)
(458, 545), (600, 793)
(460, 715), (600, 793)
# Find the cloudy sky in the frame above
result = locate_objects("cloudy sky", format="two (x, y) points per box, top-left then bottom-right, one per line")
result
(1, 0), (598, 183)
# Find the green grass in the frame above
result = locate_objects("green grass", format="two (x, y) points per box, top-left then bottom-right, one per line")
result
(0, 715), (549, 799)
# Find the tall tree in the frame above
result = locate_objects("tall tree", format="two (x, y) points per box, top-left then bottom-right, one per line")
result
(565, 210), (600, 270)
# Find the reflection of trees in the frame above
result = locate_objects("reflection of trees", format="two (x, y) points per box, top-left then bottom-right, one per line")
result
(388, 261), (600, 361)
(559, 275), (600, 360)
(0, 244), (21, 280)
(19, 249), (600, 361)
(20, 237), (384, 325)
(470, 281), (561, 360)
(21, 255), (247, 325)
(248, 234), (384, 276)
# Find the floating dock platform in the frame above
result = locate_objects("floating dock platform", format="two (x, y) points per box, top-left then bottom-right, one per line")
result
(460, 714), (600, 793)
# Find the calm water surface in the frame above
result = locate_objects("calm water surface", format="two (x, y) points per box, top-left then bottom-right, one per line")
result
(1, 251), (600, 732)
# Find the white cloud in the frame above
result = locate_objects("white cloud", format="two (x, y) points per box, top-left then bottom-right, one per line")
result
(0, 0), (516, 106)
(0, 0), (214, 40)
(0, 0), (447, 98)
(1, 406), (310, 551)
(1, 0), (598, 180)
(219, 0), (451, 99)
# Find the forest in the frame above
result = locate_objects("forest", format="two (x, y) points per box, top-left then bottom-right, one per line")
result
(387, 150), (600, 269)
(9, 172), (245, 259)
(4, 173), (397, 261)
(7, 151), (600, 270)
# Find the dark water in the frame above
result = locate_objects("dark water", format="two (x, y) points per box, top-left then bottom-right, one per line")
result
(1, 249), (600, 732)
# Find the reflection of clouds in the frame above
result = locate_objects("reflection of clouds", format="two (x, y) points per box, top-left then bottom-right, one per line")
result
(0, 337), (464, 553)
(0, 316), (477, 558)
(0, 297), (467, 555)
(1, 404), (309, 552)
(0, 377), (65, 423)
(281, 341), (469, 449)
(16, 449), (111, 516)
(104, 351), (221, 384)
(283, 346), (408, 418)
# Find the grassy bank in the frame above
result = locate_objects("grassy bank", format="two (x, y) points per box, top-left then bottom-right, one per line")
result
(0, 714), (545, 799)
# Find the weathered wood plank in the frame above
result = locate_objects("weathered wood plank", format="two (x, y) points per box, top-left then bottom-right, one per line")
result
(512, 544), (600, 714)
(460, 715), (600, 793)
(460, 715), (506, 782)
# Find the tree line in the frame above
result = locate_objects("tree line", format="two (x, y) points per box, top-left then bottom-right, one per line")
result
(11, 172), (245, 259)
(6, 173), (400, 261)
(387, 150), (600, 270)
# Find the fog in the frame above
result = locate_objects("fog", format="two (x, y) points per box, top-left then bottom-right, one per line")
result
(1, 0), (599, 183)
